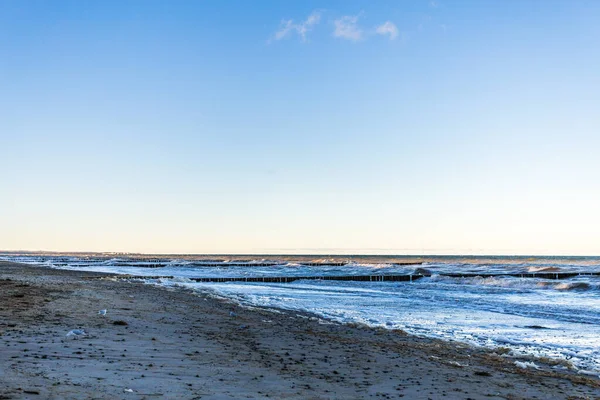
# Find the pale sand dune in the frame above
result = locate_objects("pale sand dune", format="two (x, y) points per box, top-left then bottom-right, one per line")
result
(0, 261), (599, 399)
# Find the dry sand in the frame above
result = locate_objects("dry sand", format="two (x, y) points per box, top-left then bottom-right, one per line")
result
(1, 261), (599, 399)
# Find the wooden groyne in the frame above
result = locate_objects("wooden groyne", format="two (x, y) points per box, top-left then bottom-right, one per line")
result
(105, 271), (600, 283)
(187, 274), (425, 283)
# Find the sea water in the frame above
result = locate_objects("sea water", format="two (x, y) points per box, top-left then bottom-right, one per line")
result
(2, 253), (599, 374)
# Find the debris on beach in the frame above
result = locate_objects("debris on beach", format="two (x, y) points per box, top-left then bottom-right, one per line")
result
(447, 360), (467, 368)
(515, 361), (540, 369)
(66, 329), (86, 338)
(113, 320), (128, 326)
(123, 388), (134, 393)
(524, 325), (549, 330)
(229, 311), (237, 317)
(577, 369), (600, 377)
(98, 309), (107, 316)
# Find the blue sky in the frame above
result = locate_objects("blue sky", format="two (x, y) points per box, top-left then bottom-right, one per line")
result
(1, 0), (599, 254)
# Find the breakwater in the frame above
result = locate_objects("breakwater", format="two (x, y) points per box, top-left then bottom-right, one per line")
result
(104, 271), (600, 283)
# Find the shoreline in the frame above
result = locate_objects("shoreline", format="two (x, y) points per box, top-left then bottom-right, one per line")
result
(1, 261), (599, 399)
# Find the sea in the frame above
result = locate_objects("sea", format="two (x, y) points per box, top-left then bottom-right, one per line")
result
(2, 252), (599, 375)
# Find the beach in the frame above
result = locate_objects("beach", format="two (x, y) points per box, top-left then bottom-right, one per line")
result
(1, 261), (599, 400)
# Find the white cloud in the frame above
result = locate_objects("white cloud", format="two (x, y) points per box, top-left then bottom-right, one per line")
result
(375, 21), (399, 40)
(333, 15), (363, 41)
(274, 20), (295, 41)
(272, 11), (400, 44)
(271, 11), (321, 42)
(429, 0), (439, 8)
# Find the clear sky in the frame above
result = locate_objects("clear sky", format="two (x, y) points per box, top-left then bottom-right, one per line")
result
(1, 0), (599, 255)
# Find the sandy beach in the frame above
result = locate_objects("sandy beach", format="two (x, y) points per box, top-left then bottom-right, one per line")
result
(1, 261), (599, 400)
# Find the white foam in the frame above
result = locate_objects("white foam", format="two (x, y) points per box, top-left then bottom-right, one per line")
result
(515, 361), (539, 369)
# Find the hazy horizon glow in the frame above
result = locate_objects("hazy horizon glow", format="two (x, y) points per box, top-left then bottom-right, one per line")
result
(2, 1), (599, 255)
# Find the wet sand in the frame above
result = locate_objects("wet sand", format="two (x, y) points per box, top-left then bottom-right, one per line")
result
(1, 261), (599, 399)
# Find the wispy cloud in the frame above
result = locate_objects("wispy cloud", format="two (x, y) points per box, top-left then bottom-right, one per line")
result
(273, 20), (294, 41)
(429, 0), (439, 8)
(271, 11), (322, 43)
(375, 21), (399, 40)
(271, 11), (402, 44)
(333, 15), (363, 41)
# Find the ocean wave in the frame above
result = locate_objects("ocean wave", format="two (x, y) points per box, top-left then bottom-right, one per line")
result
(413, 267), (433, 276)
(528, 266), (563, 273)
(427, 275), (597, 292)
(555, 282), (592, 291)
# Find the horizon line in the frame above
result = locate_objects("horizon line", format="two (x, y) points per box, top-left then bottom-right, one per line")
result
(1, 250), (599, 258)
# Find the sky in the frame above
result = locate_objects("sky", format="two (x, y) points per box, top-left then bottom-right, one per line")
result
(1, 0), (599, 255)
